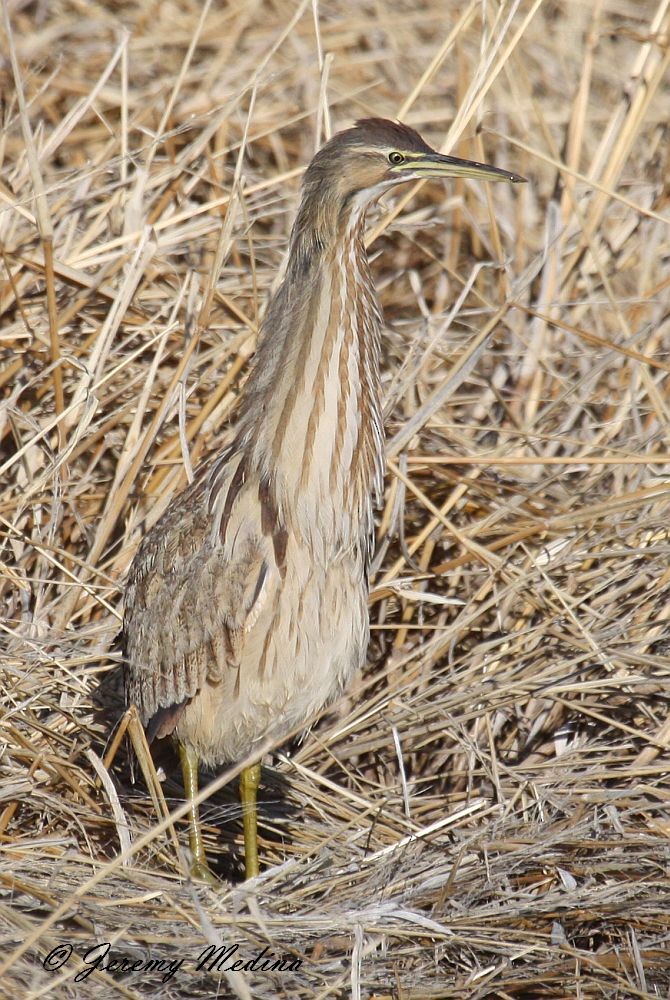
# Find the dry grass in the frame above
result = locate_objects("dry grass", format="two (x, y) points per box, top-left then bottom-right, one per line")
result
(2, 0), (670, 996)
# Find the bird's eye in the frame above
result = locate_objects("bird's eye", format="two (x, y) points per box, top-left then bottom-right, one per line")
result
(388, 151), (405, 165)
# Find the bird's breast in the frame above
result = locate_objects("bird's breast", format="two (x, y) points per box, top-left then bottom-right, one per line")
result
(250, 252), (383, 558)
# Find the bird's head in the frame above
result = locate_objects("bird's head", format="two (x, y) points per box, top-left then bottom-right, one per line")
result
(301, 117), (525, 217)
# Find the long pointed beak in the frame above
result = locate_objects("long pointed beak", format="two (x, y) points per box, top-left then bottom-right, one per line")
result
(392, 151), (526, 185)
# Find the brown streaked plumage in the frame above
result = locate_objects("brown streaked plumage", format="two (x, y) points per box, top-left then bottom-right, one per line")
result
(123, 118), (525, 881)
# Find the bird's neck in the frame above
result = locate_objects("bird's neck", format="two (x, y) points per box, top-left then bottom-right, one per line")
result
(236, 208), (384, 548)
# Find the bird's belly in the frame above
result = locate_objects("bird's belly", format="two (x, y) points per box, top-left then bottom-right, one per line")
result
(174, 550), (368, 766)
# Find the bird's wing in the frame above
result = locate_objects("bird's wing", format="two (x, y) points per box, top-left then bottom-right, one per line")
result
(123, 457), (285, 736)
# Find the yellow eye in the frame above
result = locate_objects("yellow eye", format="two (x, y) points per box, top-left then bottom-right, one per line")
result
(388, 151), (405, 165)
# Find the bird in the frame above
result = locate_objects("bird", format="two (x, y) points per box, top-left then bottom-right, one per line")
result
(123, 117), (525, 882)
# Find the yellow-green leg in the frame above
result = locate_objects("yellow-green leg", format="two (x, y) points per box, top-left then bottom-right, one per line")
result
(240, 762), (262, 879)
(179, 743), (216, 885)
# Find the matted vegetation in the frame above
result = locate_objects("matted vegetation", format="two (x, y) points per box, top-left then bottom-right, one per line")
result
(1, 0), (670, 996)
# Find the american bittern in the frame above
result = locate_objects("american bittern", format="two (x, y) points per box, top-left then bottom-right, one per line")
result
(123, 118), (525, 881)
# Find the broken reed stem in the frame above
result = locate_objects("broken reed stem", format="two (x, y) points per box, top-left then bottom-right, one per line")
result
(43, 237), (65, 424)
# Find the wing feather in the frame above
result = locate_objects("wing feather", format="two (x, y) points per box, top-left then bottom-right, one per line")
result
(123, 457), (282, 736)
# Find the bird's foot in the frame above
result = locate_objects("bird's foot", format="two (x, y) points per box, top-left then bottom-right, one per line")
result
(189, 858), (219, 887)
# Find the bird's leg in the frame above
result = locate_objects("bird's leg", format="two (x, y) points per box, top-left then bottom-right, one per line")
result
(178, 742), (216, 884)
(239, 762), (262, 879)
